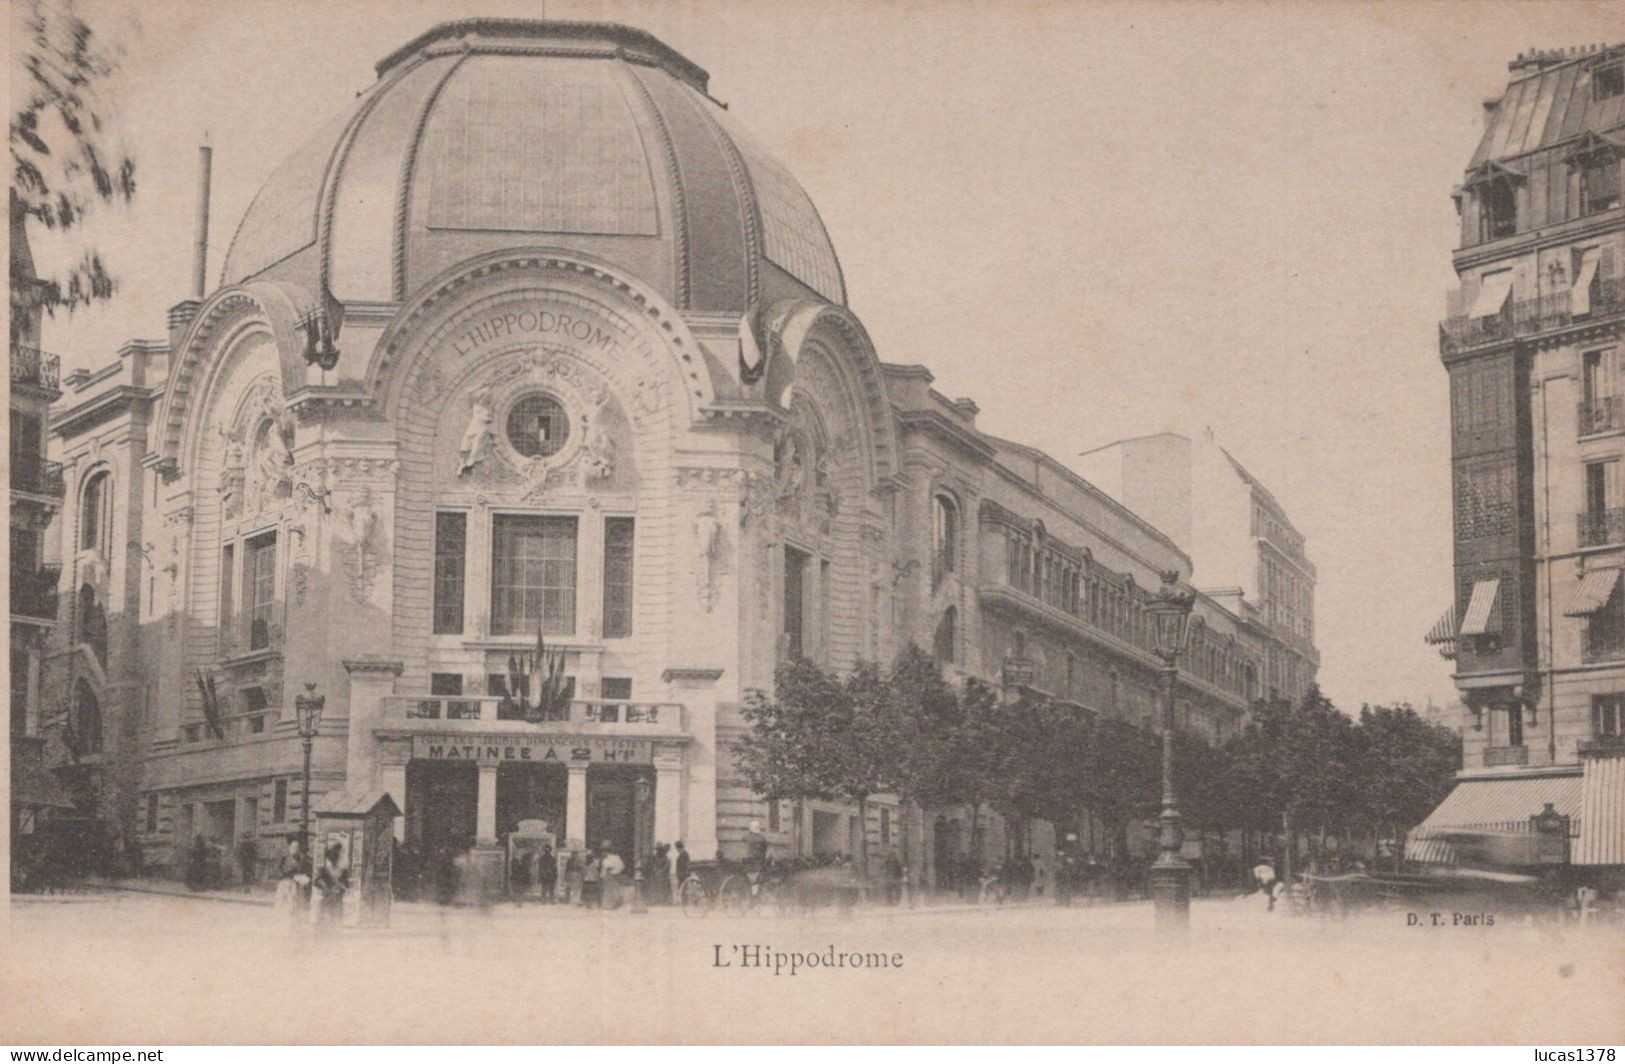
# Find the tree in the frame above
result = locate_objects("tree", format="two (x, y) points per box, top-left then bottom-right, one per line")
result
(1350, 703), (1460, 868)
(10, 0), (137, 331)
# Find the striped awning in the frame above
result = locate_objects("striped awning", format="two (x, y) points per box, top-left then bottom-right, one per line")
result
(1469, 270), (1515, 319)
(1424, 605), (1458, 645)
(1575, 752), (1625, 866)
(1405, 774), (1582, 864)
(1572, 248), (1601, 317)
(1564, 568), (1620, 617)
(1458, 579), (1501, 637)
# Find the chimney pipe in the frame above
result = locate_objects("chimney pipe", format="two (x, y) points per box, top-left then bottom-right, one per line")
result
(193, 139), (212, 299)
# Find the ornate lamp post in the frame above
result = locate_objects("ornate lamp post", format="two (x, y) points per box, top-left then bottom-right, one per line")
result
(1145, 570), (1195, 936)
(631, 775), (651, 914)
(294, 683), (325, 861)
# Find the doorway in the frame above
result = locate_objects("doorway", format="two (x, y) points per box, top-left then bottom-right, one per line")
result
(585, 765), (652, 862)
(406, 761), (477, 855)
(496, 762), (566, 839)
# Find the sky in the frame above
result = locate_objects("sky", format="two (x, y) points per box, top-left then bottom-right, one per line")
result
(19, 0), (1625, 712)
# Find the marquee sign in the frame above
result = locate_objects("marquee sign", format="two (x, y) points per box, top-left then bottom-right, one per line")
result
(411, 734), (653, 764)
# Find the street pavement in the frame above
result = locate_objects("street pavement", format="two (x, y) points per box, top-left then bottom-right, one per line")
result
(4, 889), (1622, 1044)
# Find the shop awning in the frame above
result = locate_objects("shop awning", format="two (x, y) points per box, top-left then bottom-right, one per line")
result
(1575, 752), (1625, 866)
(1470, 271), (1515, 319)
(1458, 579), (1501, 636)
(1564, 568), (1620, 617)
(1572, 248), (1601, 317)
(1405, 774), (1582, 864)
(1424, 605), (1458, 645)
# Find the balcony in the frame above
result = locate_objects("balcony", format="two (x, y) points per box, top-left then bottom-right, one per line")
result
(10, 344), (60, 392)
(11, 566), (59, 623)
(384, 696), (686, 736)
(1580, 395), (1625, 437)
(1577, 508), (1625, 548)
(11, 458), (65, 500)
(1440, 277), (1625, 356)
(1483, 745), (1529, 767)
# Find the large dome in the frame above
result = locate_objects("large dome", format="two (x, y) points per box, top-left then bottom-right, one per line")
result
(219, 20), (845, 312)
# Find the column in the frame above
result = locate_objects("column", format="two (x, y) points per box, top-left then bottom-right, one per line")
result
(653, 753), (683, 849)
(476, 763), (498, 845)
(565, 761), (588, 850)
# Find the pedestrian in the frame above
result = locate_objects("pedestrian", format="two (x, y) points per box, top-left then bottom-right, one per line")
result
(581, 848), (603, 908)
(510, 846), (532, 903)
(236, 837), (259, 890)
(884, 850), (903, 906)
(648, 843), (672, 905)
(563, 848), (583, 905)
(674, 840), (691, 893)
(314, 843), (349, 930)
(274, 838), (309, 928)
(601, 844), (626, 909)
(537, 843), (557, 903)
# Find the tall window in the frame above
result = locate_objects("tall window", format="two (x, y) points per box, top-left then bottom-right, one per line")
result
(218, 543), (235, 651)
(783, 547), (808, 660)
(932, 495), (957, 589)
(491, 515), (577, 635)
(433, 512), (467, 634)
(1504, 704), (1525, 748)
(602, 517), (635, 638)
(245, 532), (277, 650)
(1578, 154), (1621, 216)
(272, 779), (287, 823)
(933, 607), (957, 664)
(73, 679), (102, 755)
(80, 471), (110, 551)
(1593, 694), (1623, 738)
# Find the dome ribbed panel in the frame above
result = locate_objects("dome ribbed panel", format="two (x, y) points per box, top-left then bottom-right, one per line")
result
(220, 109), (352, 286)
(328, 55), (454, 301)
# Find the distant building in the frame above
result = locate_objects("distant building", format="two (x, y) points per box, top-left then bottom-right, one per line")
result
(1076, 428), (1318, 705)
(9, 192), (76, 871)
(1416, 44), (1624, 876)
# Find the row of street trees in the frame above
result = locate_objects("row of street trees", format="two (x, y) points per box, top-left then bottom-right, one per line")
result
(734, 647), (1460, 877)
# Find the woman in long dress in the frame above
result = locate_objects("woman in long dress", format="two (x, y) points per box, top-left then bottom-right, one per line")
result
(314, 843), (349, 929)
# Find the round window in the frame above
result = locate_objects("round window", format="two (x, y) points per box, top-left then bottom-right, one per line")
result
(505, 394), (570, 458)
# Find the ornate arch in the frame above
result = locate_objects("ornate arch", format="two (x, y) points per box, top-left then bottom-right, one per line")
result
(372, 247), (718, 427)
(155, 280), (314, 473)
(767, 300), (898, 490)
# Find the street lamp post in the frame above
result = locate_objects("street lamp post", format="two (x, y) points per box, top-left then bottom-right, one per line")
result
(294, 682), (325, 869)
(1145, 570), (1195, 937)
(631, 775), (651, 914)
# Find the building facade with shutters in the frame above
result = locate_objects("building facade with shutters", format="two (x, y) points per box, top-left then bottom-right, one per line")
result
(1416, 44), (1625, 875)
(37, 19), (1259, 890)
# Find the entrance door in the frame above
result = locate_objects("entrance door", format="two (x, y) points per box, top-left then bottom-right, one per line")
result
(407, 761), (478, 855)
(585, 766), (651, 862)
(496, 762), (566, 839)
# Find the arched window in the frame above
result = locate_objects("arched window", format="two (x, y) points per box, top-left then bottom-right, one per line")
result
(932, 607), (957, 664)
(80, 471), (111, 552)
(73, 679), (102, 755)
(931, 495), (957, 589)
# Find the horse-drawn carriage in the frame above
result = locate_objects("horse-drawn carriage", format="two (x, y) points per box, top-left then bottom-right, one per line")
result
(678, 856), (867, 916)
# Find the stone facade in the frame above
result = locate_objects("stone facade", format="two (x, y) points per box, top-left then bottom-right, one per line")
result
(1426, 44), (1625, 871)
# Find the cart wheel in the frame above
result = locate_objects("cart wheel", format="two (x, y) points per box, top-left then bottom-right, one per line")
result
(717, 874), (751, 913)
(679, 876), (710, 916)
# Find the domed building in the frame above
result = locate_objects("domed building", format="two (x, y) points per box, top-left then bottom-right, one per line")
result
(44, 20), (1265, 894)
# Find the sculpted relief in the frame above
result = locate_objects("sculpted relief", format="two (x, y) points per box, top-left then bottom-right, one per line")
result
(216, 374), (294, 522)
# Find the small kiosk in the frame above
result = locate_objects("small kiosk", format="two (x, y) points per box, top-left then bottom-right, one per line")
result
(311, 788), (401, 927)
(507, 818), (559, 900)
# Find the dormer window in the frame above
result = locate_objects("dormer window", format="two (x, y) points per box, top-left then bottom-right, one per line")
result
(1478, 178), (1518, 241)
(1593, 61), (1623, 102)
(1578, 153), (1620, 216)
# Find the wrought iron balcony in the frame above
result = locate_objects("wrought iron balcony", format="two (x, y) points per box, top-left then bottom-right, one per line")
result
(1577, 507), (1625, 548)
(1580, 395), (1625, 437)
(1483, 745), (1529, 767)
(11, 566), (60, 622)
(11, 458), (65, 499)
(9, 344), (60, 391)
(1440, 277), (1625, 356)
